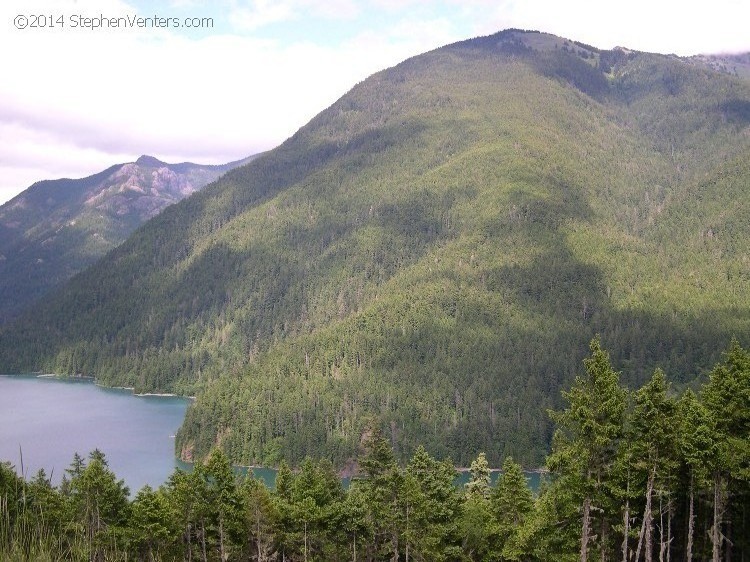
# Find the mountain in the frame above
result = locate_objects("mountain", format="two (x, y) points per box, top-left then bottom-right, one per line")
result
(1, 29), (748, 468)
(0, 154), (256, 322)
(691, 51), (750, 80)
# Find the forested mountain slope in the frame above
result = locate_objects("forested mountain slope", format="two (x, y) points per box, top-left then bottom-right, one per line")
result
(1, 30), (748, 468)
(0, 154), (254, 322)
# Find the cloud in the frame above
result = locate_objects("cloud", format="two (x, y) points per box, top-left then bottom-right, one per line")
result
(472, 0), (750, 55)
(1, 0), (749, 205)
(0, 0), (456, 203)
(229, 0), (296, 31)
(228, 0), (360, 31)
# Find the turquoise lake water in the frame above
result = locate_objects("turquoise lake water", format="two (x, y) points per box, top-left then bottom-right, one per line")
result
(0, 375), (189, 493)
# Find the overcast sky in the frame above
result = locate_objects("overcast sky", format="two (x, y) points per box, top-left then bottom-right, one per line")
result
(1, 0), (749, 204)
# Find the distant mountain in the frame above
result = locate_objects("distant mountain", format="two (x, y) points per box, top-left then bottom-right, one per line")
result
(1, 30), (748, 468)
(0, 154), (256, 322)
(691, 52), (750, 80)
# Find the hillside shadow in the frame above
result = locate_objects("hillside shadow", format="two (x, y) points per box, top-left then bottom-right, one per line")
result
(720, 99), (750, 125)
(370, 181), (749, 465)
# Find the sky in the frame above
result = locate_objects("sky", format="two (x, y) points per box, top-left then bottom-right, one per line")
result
(1, 0), (749, 204)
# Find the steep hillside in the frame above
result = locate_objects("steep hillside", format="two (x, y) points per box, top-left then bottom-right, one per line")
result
(1, 30), (749, 468)
(0, 155), (254, 321)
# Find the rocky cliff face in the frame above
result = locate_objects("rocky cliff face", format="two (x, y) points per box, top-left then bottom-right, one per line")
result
(76, 156), (230, 224)
(0, 154), (255, 322)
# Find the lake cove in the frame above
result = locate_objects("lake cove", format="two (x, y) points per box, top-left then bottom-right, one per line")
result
(0, 375), (543, 494)
(0, 375), (188, 493)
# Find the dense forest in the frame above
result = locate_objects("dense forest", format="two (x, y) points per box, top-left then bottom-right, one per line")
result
(1, 340), (748, 561)
(1, 29), (749, 469)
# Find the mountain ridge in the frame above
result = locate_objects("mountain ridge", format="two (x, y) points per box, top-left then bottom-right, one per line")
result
(1, 29), (748, 467)
(0, 153), (256, 322)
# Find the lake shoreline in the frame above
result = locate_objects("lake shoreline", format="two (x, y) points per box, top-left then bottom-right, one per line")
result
(13, 372), (195, 400)
(7, 374), (545, 483)
(0, 374), (189, 491)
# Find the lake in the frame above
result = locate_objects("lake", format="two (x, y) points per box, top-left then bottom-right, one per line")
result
(0, 375), (189, 493)
(0, 374), (544, 494)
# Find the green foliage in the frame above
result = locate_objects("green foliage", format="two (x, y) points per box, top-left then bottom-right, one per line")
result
(491, 457), (533, 558)
(465, 452), (491, 499)
(548, 338), (627, 488)
(1, 341), (749, 559)
(1, 30), (750, 473)
(677, 389), (717, 484)
(403, 446), (462, 560)
(357, 429), (402, 560)
(630, 368), (679, 479)
(240, 476), (278, 561)
(127, 485), (174, 559)
(702, 339), (750, 479)
(548, 338), (628, 560)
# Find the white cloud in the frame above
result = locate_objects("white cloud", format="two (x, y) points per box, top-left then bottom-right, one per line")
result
(472, 0), (750, 55)
(228, 0), (360, 30)
(0, 1), (448, 203)
(1, 0), (749, 205)
(229, 0), (297, 31)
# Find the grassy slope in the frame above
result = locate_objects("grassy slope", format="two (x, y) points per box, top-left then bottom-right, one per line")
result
(1, 31), (749, 467)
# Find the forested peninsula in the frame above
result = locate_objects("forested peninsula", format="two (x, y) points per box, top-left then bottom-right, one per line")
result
(2, 340), (748, 561)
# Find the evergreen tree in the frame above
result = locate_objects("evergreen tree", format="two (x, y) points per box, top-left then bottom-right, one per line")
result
(69, 450), (130, 561)
(505, 479), (580, 562)
(701, 340), (750, 561)
(274, 460), (293, 501)
(629, 369), (678, 562)
(127, 485), (173, 560)
(359, 427), (403, 561)
(465, 452), (491, 499)
(461, 491), (500, 561)
(165, 467), (203, 560)
(240, 476), (278, 561)
(548, 337), (627, 561)
(491, 456), (533, 559)
(403, 446), (462, 561)
(339, 483), (372, 562)
(271, 461), (296, 561)
(204, 449), (243, 561)
(677, 389), (717, 561)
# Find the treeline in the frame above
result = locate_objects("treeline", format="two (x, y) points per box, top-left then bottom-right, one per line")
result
(1, 339), (748, 560)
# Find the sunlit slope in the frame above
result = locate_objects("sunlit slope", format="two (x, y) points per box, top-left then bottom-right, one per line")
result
(1, 30), (748, 467)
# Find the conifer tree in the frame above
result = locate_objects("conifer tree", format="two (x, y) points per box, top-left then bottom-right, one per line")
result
(677, 389), (717, 562)
(491, 456), (533, 558)
(465, 452), (491, 499)
(240, 476), (277, 561)
(404, 446), (462, 560)
(701, 340), (750, 561)
(629, 369), (678, 562)
(69, 451), (129, 561)
(128, 485), (173, 560)
(548, 337), (627, 562)
(165, 467), (204, 560)
(359, 427), (402, 561)
(204, 449), (242, 561)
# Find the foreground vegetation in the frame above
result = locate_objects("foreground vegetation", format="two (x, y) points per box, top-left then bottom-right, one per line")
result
(1, 339), (748, 561)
